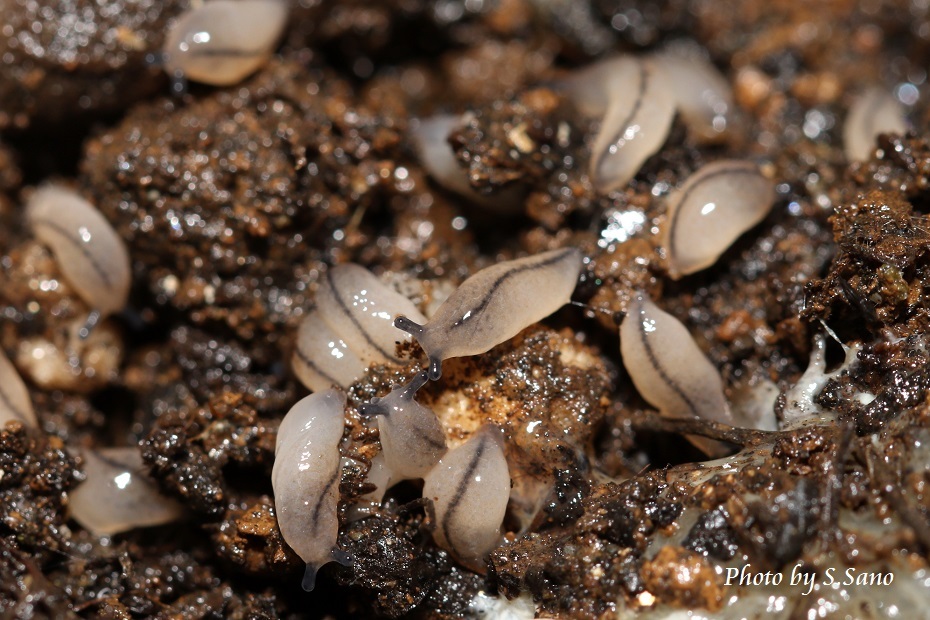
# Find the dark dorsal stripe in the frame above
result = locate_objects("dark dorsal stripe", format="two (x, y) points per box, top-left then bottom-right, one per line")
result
(294, 343), (342, 390)
(634, 299), (700, 418)
(666, 165), (762, 260)
(33, 217), (114, 289)
(310, 468), (339, 533)
(325, 270), (397, 361)
(593, 61), (648, 177)
(410, 419), (447, 451)
(441, 436), (487, 557)
(450, 248), (575, 330)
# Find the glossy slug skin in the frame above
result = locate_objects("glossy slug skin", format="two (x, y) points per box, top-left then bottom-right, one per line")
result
(316, 264), (428, 366)
(662, 160), (776, 279)
(653, 46), (734, 143)
(0, 349), (37, 428)
(620, 294), (732, 427)
(69, 447), (184, 536)
(272, 389), (350, 591)
(292, 309), (367, 392)
(395, 248), (583, 380)
(359, 372), (447, 480)
(163, 0), (289, 86)
(26, 185), (131, 317)
(422, 426), (510, 564)
(843, 86), (908, 162)
(589, 57), (676, 193)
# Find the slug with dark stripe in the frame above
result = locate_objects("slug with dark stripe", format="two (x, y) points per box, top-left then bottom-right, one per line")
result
(163, 0), (289, 86)
(422, 425), (510, 565)
(0, 349), (37, 428)
(26, 185), (131, 336)
(359, 371), (447, 481)
(661, 160), (775, 279)
(395, 248), (583, 380)
(292, 308), (367, 393)
(620, 294), (732, 453)
(272, 388), (352, 591)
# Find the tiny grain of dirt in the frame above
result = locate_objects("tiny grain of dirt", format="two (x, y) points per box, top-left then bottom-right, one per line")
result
(3, 1), (930, 618)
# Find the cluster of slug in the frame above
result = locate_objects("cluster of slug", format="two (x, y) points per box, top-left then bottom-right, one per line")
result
(274, 248), (583, 590)
(1, 186), (183, 537)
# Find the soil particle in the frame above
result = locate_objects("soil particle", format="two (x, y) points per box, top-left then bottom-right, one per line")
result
(640, 546), (726, 612)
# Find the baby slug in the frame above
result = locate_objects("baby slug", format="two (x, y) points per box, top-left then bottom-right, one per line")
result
(69, 447), (184, 536)
(843, 86), (908, 162)
(620, 294), (733, 451)
(272, 388), (352, 591)
(0, 349), (37, 428)
(292, 308), (368, 393)
(26, 185), (131, 334)
(394, 248), (583, 380)
(315, 263), (428, 367)
(162, 0), (289, 86)
(358, 371), (447, 481)
(422, 425), (510, 565)
(662, 160), (776, 279)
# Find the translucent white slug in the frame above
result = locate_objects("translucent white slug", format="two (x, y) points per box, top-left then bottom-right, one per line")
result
(412, 115), (523, 211)
(582, 56), (677, 193)
(395, 248), (583, 380)
(0, 349), (37, 428)
(422, 425), (510, 564)
(843, 86), (908, 162)
(26, 185), (131, 329)
(162, 0), (289, 86)
(291, 309), (367, 393)
(358, 372), (447, 480)
(69, 447), (184, 536)
(272, 389), (351, 591)
(620, 294), (733, 428)
(652, 45), (734, 144)
(661, 160), (776, 279)
(315, 264), (428, 367)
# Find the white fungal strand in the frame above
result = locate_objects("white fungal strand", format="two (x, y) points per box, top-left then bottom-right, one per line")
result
(162, 0), (289, 86)
(412, 115), (523, 211)
(292, 309), (367, 392)
(272, 389), (350, 592)
(422, 425), (510, 564)
(588, 57), (676, 193)
(652, 45), (734, 143)
(0, 349), (37, 428)
(359, 372), (447, 480)
(69, 447), (184, 536)
(662, 160), (775, 279)
(843, 86), (908, 162)
(315, 264), (428, 366)
(395, 248), (582, 380)
(26, 185), (131, 318)
(620, 294), (733, 429)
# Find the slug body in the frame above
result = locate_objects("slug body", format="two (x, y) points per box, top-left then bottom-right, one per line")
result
(272, 389), (350, 591)
(26, 185), (131, 318)
(843, 86), (908, 162)
(412, 115), (523, 211)
(395, 248), (582, 380)
(69, 447), (184, 536)
(359, 372), (447, 480)
(653, 46), (734, 144)
(315, 264), (428, 367)
(163, 0), (289, 86)
(662, 160), (776, 279)
(620, 294), (732, 428)
(587, 57), (676, 193)
(0, 349), (37, 428)
(422, 426), (510, 564)
(292, 309), (367, 393)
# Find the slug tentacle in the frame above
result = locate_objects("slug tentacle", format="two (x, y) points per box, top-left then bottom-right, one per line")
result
(397, 248), (582, 380)
(272, 389), (349, 590)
